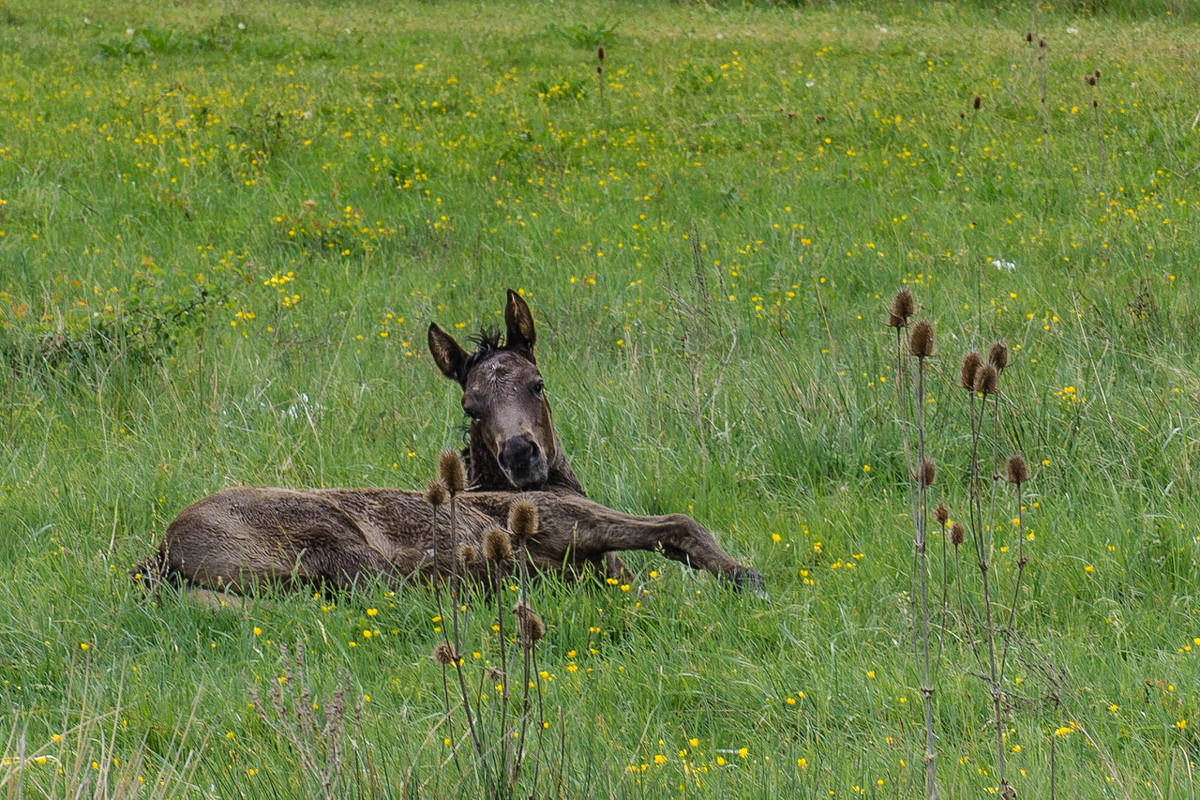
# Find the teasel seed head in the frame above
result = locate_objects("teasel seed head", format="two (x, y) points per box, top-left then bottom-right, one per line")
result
(973, 95), (982, 110)
(1094, 69), (1101, 78)
(934, 502), (950, 527)
(950, 522), (966, 547)
(1006, 454), (1029, 485)
(1086, 75), (1096, 86)
(909, 319), (935, 359)
(597, 45), (605, 62)
(432, 642), (458, 666)
(1025, 31), (1033, 43)
(974, 363), (1000, 396)
(483, 527), (513, 563)
(960, 351), (983, 390)
(508, 500), (539, 539)
(513, 602), (546, 643)
(988, 340), (1010, 371)
(888, 289), (915, 326)
(918, 458), (937, 488)
(458, 545), (477, 564)
(424, 479), (448, 507)
(438, 450), (467, 494)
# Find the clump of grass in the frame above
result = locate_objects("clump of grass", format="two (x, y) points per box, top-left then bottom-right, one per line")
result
(246, 642), (362, 800)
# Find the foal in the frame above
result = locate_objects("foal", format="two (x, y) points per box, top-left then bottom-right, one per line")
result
(135, 291), (764, 595)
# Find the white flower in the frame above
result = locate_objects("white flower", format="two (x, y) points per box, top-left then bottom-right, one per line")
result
(1066, 27), (1079, 34)
(992, 259), (1017, 272)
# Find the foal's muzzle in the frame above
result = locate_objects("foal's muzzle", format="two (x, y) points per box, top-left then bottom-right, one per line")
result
(497, 434), (548, 489)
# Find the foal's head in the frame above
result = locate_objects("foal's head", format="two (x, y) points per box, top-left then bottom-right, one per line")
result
(428, 290), (562, 491)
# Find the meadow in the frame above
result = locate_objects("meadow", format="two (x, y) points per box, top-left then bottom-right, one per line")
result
(0, 0), (1197, 796)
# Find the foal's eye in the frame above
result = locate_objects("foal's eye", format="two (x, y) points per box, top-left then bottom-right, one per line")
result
(532, 380), (545, 398)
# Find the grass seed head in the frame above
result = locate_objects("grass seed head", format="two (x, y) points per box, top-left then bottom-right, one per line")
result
(909, 319), (935, 358)
(988, 340), (1010, 371)
(974, 363), (1000, 395)
(508, 500), (539, 538)
(888, 289), (915, 326)
(960, 351), (983, 389)
(424, 480), (448, 507)
(950, 522), (966, 547)
(483, 527), (513, 562)
(919, 458), (937, 488)
(438, 450), (467, 494)
(934, 502), (950, 526)
(1006, 454), (1030, 485)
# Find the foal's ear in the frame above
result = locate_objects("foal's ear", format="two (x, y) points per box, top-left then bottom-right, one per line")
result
(504, 288), (537, 361)
(428, 323), (468, 384)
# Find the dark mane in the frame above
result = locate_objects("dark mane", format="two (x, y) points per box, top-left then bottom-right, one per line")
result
(457, 328), (502, 383)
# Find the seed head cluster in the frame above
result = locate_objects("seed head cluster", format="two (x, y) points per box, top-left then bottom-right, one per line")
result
(483, 527), (513, 563)
(988, 340), (1010, 371)
(960, 351), (983, 390)
(918, 458), (937, 488)
(432, 642), (459, 666)
(513, 601), (545, 643)
(974, 364), (1000, 396)
(438, 450), (467, 494)
(1005, 455), (1029, 485)
(424, 479), (448, 507)
(909, 320), (935, 359)
(887, 289), (915, 328)
(508, 501), (539, 539)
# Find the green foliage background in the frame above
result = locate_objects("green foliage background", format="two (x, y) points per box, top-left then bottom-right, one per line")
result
(0, 0), (1197, 796)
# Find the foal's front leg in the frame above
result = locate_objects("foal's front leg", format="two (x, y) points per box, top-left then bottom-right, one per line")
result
(547, 499), (765, 593)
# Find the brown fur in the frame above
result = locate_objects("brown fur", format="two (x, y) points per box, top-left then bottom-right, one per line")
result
(134, 291), (764, 596)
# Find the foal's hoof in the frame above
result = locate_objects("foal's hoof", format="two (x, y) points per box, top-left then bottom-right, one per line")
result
(726, 567), (769, 599)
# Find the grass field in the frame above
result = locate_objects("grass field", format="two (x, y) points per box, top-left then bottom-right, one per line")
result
(1, 0), (1198, 796)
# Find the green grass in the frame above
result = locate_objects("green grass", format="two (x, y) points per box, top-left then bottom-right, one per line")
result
(0, 0), (1198, 796)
